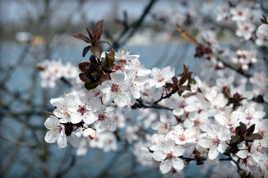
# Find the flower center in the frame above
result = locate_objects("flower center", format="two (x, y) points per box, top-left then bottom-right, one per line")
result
(212, 138), (220, 145)
(112, 65), (123, 71)
(142, 92), (149, 96)
(245, 116), (252, 120)
(259, 130), (265, 137)
(158, 78), (164, 83)
(111, 83), (120, 92)
(166, 153), (173, 160)
(119, 59), (127, 64)
(98, 114), (106, 120)
(244, 26), (249, 31)
(179, 135), (186, 142)
(77, 105), (87, 115)
(238, 11), (243, 16)
(194, 120), (200, 127)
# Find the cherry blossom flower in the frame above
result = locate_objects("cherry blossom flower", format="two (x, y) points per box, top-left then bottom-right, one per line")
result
(99, 71), (132, 107)
(150, 66), (174, 88)
(150, 138), (185, 174)
(231, 50), (257, 71)
(198, 124), (231, 160)
(90, 132), (117, 152)
(44, 117), (68, 148)
(38, 60), (79, 88)
(231, 7), (251, 22)
(234, 103), (265, 125)
(50, 91), (98, 124)
(256, 23), (268, 46)
(167, 125), (198, 145)
(203, 86), (227, 109)
(235, 22), (255, 40)
(40, 10), (268, 177)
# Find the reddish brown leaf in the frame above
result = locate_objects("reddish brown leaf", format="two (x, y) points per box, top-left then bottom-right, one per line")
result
(79, 73), (91, 83)
(91, 45), (102, 59)
(246, 124), (255, 137)
(91, 20), (104, 43)
(82, 45), (91, 57)
(79, 61), (90, 72)
(246, 133), (263, 141)
(72, 33), (90, 43)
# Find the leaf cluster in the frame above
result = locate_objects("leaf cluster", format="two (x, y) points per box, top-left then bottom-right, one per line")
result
(165, 65), (194, 96)
(73, 20), (116, 90)
(225, 122), (263, 155)
(222, 86), (245, 109)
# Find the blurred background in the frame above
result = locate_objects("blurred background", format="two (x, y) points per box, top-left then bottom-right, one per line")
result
(0, 0), (230, 177)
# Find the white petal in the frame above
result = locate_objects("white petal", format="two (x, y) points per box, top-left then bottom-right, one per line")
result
(174, 125), (184, 133)
(152, 151), (166, 161)
(173, 108), (184, 116)
(160, 160), (172, 174)
(257, 24), (268, 36)
(57, 132), (67, 148)
(185, 128), (197, 139)
(83, 128), (96, 138)
(172, 146), (185, 157)
(50, 97), (64, 106)
(208, 147), (219, 160)
(44, 130), (59, 143)
(237, 150), (248, 159)
(217, 143), (228, 153)
(198, 138), (211, 148)
(83, 112), (98, 125)
(185, 105), (196, 112)
(261, 138), (268, 147)
(44, 117), (59, 129)
(172, 158), (184, 171)
(215, 113), (226, 126)
(70, 113), (82, 124)
(114, 94), (131, 107)
(254, 111), (265, 119)
(111, 72), (125, 82)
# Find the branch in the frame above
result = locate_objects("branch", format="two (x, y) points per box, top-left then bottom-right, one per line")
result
(133, 99), (172, 111)
(112, 0), (159, 49)
(55, 154), (76, 178)
(214, 54), (252, 78)
(175, 24), (252, 78)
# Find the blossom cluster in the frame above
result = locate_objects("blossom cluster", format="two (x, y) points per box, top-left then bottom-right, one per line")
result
(217, 1), (268, 47)
(175, 1), (268, 107)
(39, 4), (268, 175)
(42, 48), (267, 176)
(38, 60), (79, 88)
(256, 23), (268, 46)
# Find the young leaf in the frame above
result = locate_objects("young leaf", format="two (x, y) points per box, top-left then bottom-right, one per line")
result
(91, 20), (104, 43)
(82, 46), (91, 57)
(72, 33), (90, 43)
(79, 61), (90, 72)
(91, 45), (102, 59)
(230, 135), (242, 145)
(246, 124), (255, 137)
(85, 82), (98, 90)
(246, 133), (263, 141)
(239, 122), (247, 135)
(79, 73), (91, 83)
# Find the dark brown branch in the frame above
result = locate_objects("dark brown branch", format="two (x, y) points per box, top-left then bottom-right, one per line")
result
(112, 0), (159, 49)
(133, 99), (172, 111)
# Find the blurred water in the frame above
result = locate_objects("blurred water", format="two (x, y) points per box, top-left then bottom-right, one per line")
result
(0, 0), (221, 25)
